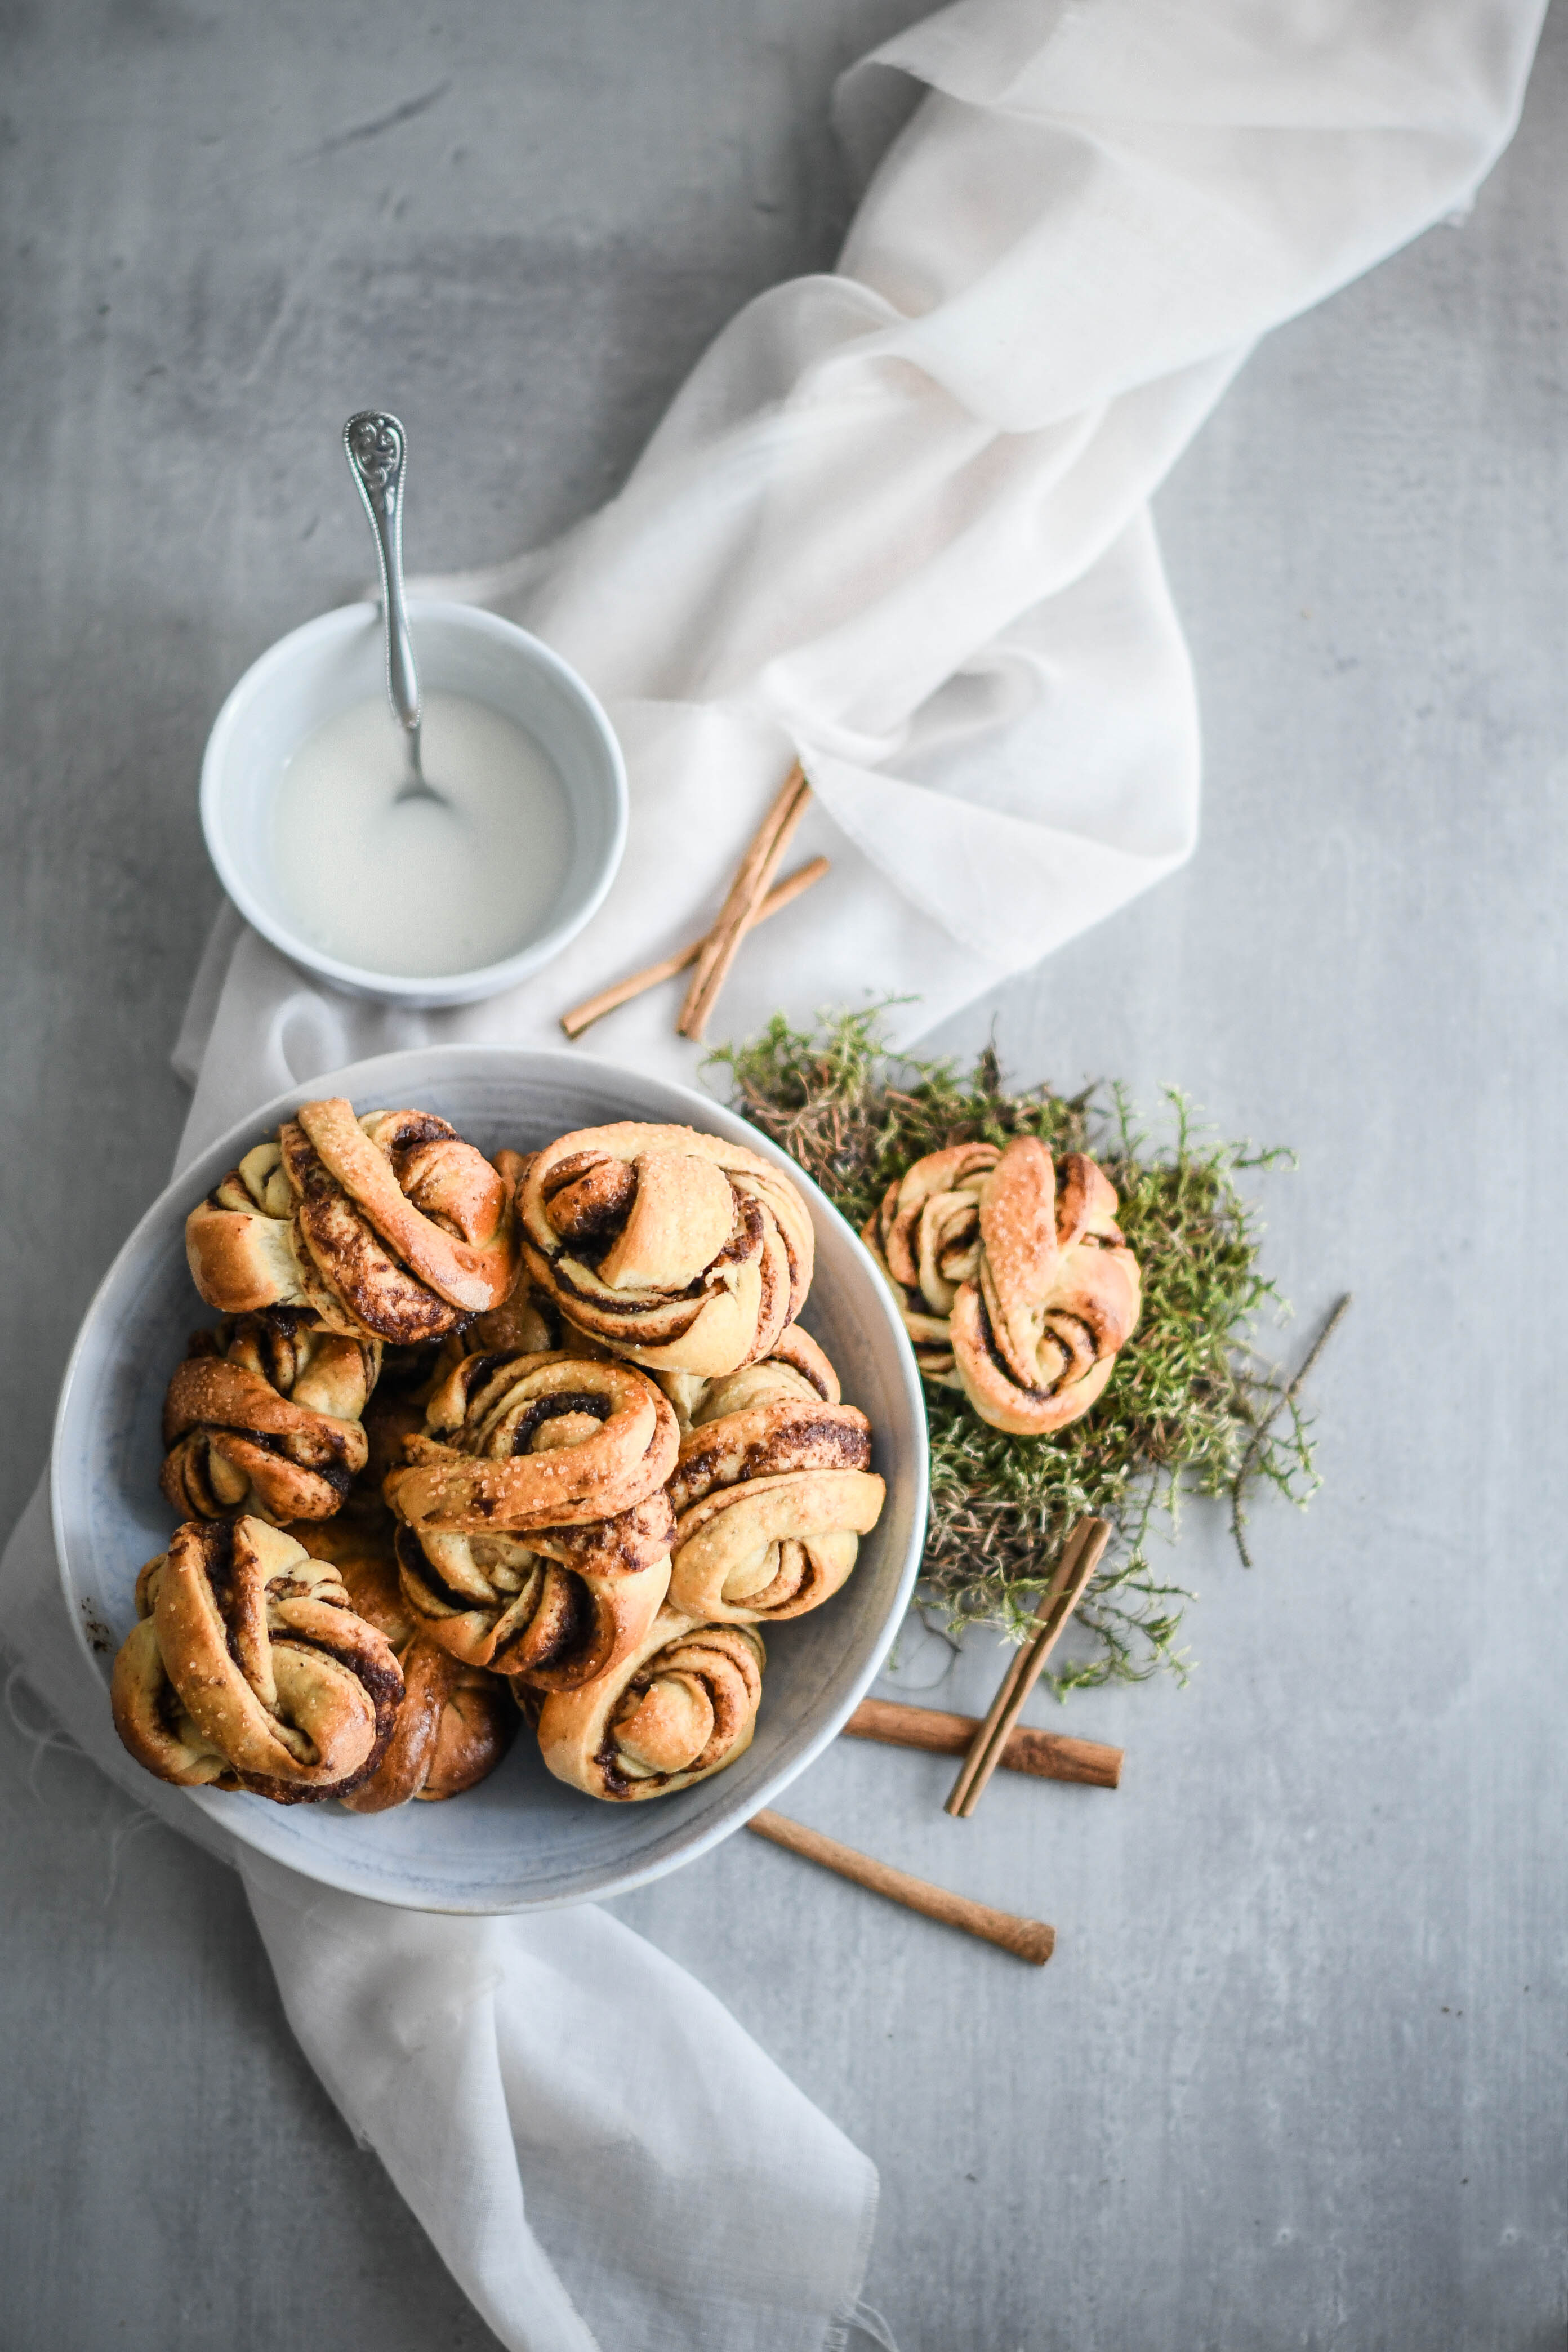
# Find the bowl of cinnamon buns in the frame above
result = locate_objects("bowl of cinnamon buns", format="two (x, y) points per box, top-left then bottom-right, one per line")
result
(54, 1046), (926, 1910)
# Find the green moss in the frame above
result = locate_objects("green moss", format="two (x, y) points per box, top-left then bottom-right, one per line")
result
(710, 1005), (1339, 1692)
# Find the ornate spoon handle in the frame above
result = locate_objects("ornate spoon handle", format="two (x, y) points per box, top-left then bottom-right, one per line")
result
(344, 409), (421, 756)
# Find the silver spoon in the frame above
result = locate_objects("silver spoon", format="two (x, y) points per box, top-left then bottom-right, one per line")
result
(343, 409), (447, 808)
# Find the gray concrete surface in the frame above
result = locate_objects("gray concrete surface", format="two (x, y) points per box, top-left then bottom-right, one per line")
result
(2, 5), (1565, 2347)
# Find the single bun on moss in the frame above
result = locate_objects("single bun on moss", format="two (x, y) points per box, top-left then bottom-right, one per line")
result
(950, 1139), (1141, 1436)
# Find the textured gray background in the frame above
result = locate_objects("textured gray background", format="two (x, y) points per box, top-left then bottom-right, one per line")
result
(2, 4), (1565, 2347)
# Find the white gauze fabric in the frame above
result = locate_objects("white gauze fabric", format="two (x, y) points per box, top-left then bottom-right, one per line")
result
(181, 0), (1545, 1157)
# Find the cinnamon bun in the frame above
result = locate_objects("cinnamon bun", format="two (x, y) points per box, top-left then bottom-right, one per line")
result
(665, 1339), (884, 1622)
(288, 1522), (515, 1810)
(947, 1138), (1141, 1436)
(186, 1098), (523, 1344)
(109, 1517), (403, 1804)
(386, 1349), (676, 1686)
(161, 1310), (377, 1524)
(535, 1609), (765, 1801)
(516, 1122), (813, 1377)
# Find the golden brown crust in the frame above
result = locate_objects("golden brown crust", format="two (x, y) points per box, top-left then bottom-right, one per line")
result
(344, 1634), (510, 1808)
(761, 1322), (839, 1402)
(947, 1138), (1141, 1436)
(185, 1103), (522, 1344)
(669, 1471), (884, 1622)
(535, 1609), (765, 1801)
(159, 1312), (377, 1524)
(666, 1398), (872, 1515)
(109, 1517), (404, 1804)
(286, 1528), (515, 1810)
(654, 1322), (839, 1434)
(185, 1146), (306, 1317)
(864, 1136), (1140, 1432)
(384, 1352), (679, 1534)
(110, 1612), (239, 1789)
(662, 1340), (884, 1623)
(861, 1142), (999, 1377)
(394, 1499), (672, 1690)
(516, 1122), (814, 1378)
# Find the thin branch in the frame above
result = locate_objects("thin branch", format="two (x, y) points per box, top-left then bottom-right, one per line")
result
(1230, 1292), (1353, 1566)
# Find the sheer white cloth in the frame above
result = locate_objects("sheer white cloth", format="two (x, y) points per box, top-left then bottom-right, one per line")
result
(182, 0), (1543, 1154)
(3, 4), (1546, 2347)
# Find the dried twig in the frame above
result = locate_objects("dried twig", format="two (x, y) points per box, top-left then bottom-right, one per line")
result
(1230, 1291), (1353, 1566)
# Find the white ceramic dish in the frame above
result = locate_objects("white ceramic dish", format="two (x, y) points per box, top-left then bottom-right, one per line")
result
(52, 1046), (928, 1913)
(200, 603), (627, 1008)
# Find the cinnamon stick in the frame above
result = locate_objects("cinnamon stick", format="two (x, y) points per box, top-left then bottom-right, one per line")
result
(945, 1515), (1112, 1820)
(843, 1697), (1121, 1789)
(747, 1808), (1054, 1966)
(676, 763), (812, 1041)
(560, 857), (829, 1040)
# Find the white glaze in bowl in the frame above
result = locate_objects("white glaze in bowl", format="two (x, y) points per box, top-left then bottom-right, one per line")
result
(200, 603), (627, 1008)
(51, 1046), (928, 1912)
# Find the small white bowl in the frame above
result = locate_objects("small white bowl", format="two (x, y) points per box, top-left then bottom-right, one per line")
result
(51, 1045), (929, 1913)
(200, 602), (627, 1008)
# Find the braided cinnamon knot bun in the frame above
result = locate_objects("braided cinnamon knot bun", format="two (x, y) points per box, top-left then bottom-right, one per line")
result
(517, 1123), (814, 1378)
(286, 1522), (514, 1811)
(161, 1311), (379, 1524)
(944, 1137), (1141, 1436)
(862, 1143), (1000, 1377)
(186, 1098), (523, 1345)
(386, 1349), (679, 1531)
(386, 1351), (678, 1686)
(665, 1341), (884, 1623)
(536, 1609), (765, 1801)
(109, 1517), (403, 1803)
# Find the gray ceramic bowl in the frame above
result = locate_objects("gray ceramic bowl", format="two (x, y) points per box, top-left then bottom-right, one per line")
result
(52, 1045), (928, 1912)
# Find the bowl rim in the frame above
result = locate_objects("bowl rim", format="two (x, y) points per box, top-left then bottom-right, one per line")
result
(51, 1043), (929, 1912)
(199, 600), (629, 1008)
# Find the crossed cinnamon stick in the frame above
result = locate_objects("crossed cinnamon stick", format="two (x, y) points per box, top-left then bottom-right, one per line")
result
(747, 1522), (1118, 1962)
(562, 763), (819, 1042)
(945, 1516), (1112, 1817)
(843, 1696), (1120, 1789)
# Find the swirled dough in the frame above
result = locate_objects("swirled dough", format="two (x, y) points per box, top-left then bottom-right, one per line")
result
(109, 1516), (403, 1804)
(870, 1136), (1141, 1435)
(161, 1309), (378, 1524)
(664, 1334), (884, 1623)
(386, 1349), (677, 1687)
(185, 1099), (523, 1345)
(536, 1609), (765, 1801)
(385, 1350), (679, 1533)
(517, 1122), (814, 1377)
(287, 1520), (515, 1811)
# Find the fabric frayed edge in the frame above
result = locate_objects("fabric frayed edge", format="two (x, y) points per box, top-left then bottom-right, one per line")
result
(822, 2159), (891, 2352)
